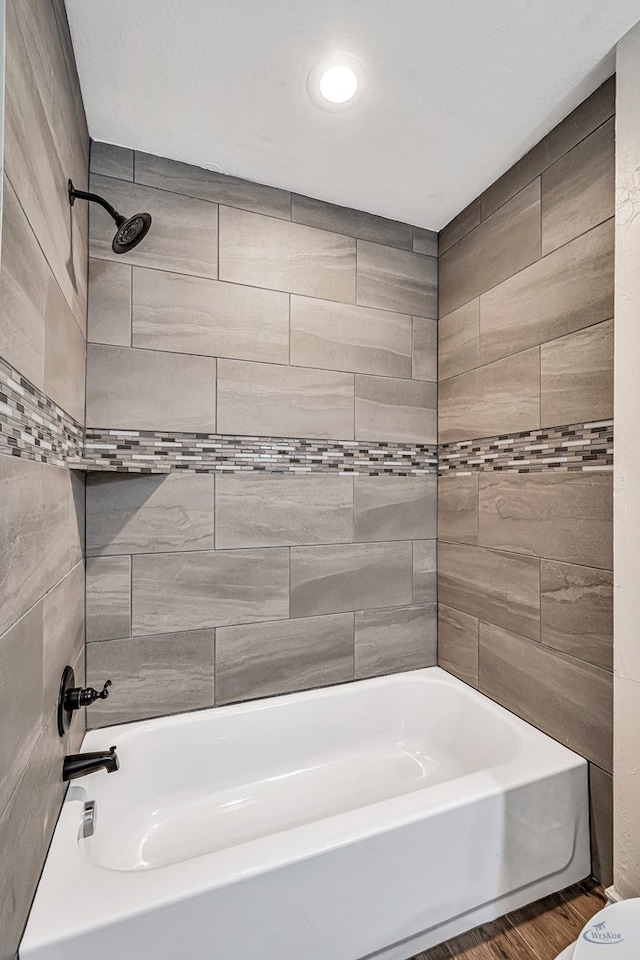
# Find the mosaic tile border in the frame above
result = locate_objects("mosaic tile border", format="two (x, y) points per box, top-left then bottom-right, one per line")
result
(439, 421), (613, 474)
(0, 356), (83, 467)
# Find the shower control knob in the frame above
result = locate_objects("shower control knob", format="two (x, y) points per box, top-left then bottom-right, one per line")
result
(65, 680), (112, 710)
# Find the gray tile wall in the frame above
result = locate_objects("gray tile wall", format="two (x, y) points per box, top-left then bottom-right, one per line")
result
(0, 2), (89, 956)
(437, 78), (615, 886)
(85, 145), (438, 728)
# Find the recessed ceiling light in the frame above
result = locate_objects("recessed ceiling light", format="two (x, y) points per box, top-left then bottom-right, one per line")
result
(308, 54), (367, 111)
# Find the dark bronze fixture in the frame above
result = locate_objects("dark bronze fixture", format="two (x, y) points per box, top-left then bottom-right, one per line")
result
(57, 665), (113, 736)
(68, 179), (152, 253)
(63, 746), (119, 781)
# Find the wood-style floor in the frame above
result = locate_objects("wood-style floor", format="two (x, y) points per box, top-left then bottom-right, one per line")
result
(412, 880), (606, 960)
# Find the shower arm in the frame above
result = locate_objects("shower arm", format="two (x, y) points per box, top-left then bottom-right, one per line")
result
(68, 180), (126, 227)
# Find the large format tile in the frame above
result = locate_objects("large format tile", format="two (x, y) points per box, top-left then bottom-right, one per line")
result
(0, 459), (72, 637)
(44, 273), (85, 423)
(589, 764), (613, 887)
(439, 348), (540, 443)
(437, 603), (479, 688)
(439, 299), (480, 381)
(87, 631), (214, 726)
(541, 561), (613, 670)
(290, 296), (412, 378)
(541, 320), (613, 426)
(479, 473), (613, 569)
(479, 621), (613, 771)
(439, 180), (541, 316)
(90, 141), (134, 180)
(481, 76), (615, 218)
(412, 318), (437, 382)
(132, 548), (290, 635)
(136, 152), (291, 219)
(438, 474), (479, 545)
(132, 267), (290, 364)
(354, 604), (437, 679)
(0, 602), (44, 816)
(0, 176), (47, 388)
(216, 613), (354, 704)
(216, 473), (352, 549)
(292, 194), (412, 250)
(355, 375), (437, 443)
(356, 240), (437, 317)
(412, 227), (438, 257)
(87, 259), (131, 346)
(86, 344), (216, 431)
(42, 561), (84, 714)
(217, 359), (354, 440)
(480, 218), (614, 363)
(86, 473), (215, 556)
(413, 540), (437, 603)
(86, 556), (131, 642)
(541, 118), (615, 255)
(438, 540), (540, 640)
(219, 206), (356, 302)
(439, 198), (482, 255)
(354, 475), (436, 542)
(89, 174), (218, 277)
(291, 541), (413, 618)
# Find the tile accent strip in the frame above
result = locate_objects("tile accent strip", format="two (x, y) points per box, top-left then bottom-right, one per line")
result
(0, 356), (83, 466)
(439, 421), (613, 474)
(75, 430), (439, 476)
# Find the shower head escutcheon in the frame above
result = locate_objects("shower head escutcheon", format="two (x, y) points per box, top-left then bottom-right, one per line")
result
(68, 179), (152, 254)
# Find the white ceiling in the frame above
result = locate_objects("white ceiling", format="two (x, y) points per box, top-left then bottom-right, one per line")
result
(65, 0), (640, 230)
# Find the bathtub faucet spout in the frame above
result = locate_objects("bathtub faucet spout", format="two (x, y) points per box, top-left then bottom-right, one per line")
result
(63, 745), (119, 781)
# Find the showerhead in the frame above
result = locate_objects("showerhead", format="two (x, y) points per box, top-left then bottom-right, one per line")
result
(68, 180), (152, 255)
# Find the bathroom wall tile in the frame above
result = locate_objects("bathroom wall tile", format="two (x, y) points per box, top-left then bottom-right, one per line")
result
(89, 174), (218, 277)
(438, 541), (540, 640)
(541, 117), (615, 255)
(215, 473), (353, 548)
(136, 152), (291, 219)
(438, 474), (479, 545)
(541, 561), (613, 671)
(439, 348), (540, 443)
(0, 458), (72, 638)
(132, 548), (290, 635)
(479, 218), (614, 363)
(86, 473), (215, 556)
(0, 602), (44, 816)
(479, 473), (613, 569)
(44, 273), (86, 423)
(479, 621), (613, 772)
(356, 240), (437, 317)
(413, 540), (437, 603)
(292, 193), (413, 250)
(217, 359), (354, 440)
(354, 475), (436, 542)
(589, 764), (613, 886)
(86, 344), (216, 431)
(0, 176), (47, 388)
(291, 541), (413, 618)
(86, 556), (131, 642)
(69, 471), (86, 569)
(439, 180), (541, 316)
(439, 299), (480, 381)
(355, 375), (437, 443)
(290, 296), (412, 379)
(354, 604), (437, 679)
(219, 206), (356, 302)
(87, 259), (131, 345)
(216, 613), (354, 704)
(412, 227), (438, 257)
(412, 318), (437, 382)
(541, 320), (613, 426)
(481, 76), (615, 218)
(42, 561), (84, 714)
(87, 630), (214, 726)
(437, 603), (479, 688)
(439, 198), (482, 255)
(90, 141), (134, 180)
(132, 268), (290, 364)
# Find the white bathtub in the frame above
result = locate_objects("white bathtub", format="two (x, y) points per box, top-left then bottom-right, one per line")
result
(21, 668), (589, 960)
